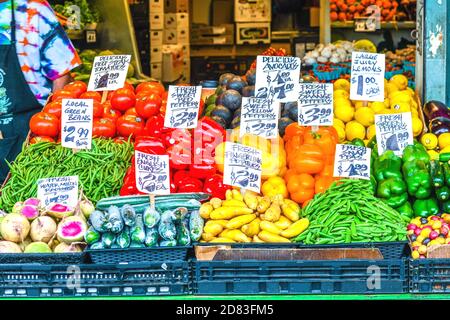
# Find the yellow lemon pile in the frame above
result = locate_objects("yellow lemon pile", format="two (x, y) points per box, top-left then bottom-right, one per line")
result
(332, 75), (424, 145)
(421, 132), (450, 160)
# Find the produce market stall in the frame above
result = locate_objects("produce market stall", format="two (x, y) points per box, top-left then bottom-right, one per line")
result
(1, 0), (450, 300)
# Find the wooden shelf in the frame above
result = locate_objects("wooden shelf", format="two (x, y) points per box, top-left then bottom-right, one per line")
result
(190, 43), (292, 58)
(331, 21), (416, 30)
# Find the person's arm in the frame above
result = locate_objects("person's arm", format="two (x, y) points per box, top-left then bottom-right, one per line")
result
(52, 73), (73, 91)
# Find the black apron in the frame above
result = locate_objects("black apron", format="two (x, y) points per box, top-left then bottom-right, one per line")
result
(0, 0), (42, 183)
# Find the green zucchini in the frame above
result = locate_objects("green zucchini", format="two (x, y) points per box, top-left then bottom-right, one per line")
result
(101, 232), (116, 248)
(431, 160), (445, 188)
(444, 162), (450, 187)
(176, 219), (191, 246)
(84, 226), (101, 245)
(130, 214), (146, 243)
(106, 206), (124, 234)
(143, 206), (160, 228)
(120, 205), (136, 227)
(160, 240), (177, 247)
(158, 220), (176, 241)
(116, 227), (131, 248)
(129, 241), (146, 248)
(89, 242), (105, 250)
(189, 210), (204, 242)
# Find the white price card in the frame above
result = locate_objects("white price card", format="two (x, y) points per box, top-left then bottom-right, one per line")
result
(240, 97), (279, 139)
(135, 151), (170, 195)
(88, 55), (132, 91)
(255, 56), (301, 103)
(375, 112), (413, 156)
(223, 142), (262, 193)
(298, 83), (334, 126)
(164, 85), (202, 129)
(61, 99), (93, 150)
(333, 144), (371, 180)
(37, 176), (79, 208)
(350, 52), (385, 102)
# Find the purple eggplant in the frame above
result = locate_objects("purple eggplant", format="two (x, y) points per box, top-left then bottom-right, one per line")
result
(424, 100), (450, 121)
(429, 117), (450, 136)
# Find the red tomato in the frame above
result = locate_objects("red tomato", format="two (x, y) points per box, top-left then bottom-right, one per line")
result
(135, 93), (162, 119)
(116, 115), (145, 138)
(125, 108), (139, 116)
(93, 118), (116, 138)
(145, 113), (165, 137)
(136, 89), (160, 98)
(43, 101), (62, 119)
(114, 136), (128, 144)
(80, 91), (102, 102)
(51, 90), (77, 102)
(30, 136), (55, 144)
(64, 81), (87, 97)
(123, 81), (135, 92)
(136, 82), (165, 96)
(93, 100), (103, 118)
(110, 88), (136, 112)
(103, 104), (122, 123)
(29, 112), (59, 137)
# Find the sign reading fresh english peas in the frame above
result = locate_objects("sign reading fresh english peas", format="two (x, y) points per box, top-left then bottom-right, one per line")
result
(333, 144), (371, 180)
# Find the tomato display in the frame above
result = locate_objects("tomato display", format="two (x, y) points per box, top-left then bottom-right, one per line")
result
(110, 88), (136, 112)
(135, 93), (162, 119)
(93, 118), (116, 138)
(29, 112), (59, 137)
(136, 82), (165, 97)
(79, 91), (102, 102)
(51, 90), (77, 102)
(93, 100), (104, 118)
(64, 81), (87, 97)
(43, 101), (62, 119)
(116, 115), (145, 138)
(103, 102), (122, 123)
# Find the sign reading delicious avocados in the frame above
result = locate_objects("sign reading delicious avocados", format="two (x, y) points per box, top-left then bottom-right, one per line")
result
(88, 55), (131, 91)
(37, 176), (79, 207)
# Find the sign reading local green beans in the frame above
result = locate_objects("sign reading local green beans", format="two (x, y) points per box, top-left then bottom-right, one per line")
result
(61, 99), (93, 150)
(37, 176), (79, 208)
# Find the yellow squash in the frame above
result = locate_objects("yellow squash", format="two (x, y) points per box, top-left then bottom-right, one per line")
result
(226, 214), (257, 229)
(260, 221), (282, 235)
(241, 218), (261, 237)
(203, 223), (223, 236)
(210, 206), (254, 220)
(274, 215), (292, 230)
(263, 203), (281, 222)
(280, 218), (310, 238)
(243, 190), (258, 210)
(258, 230), (290, 243)
(281, 199), (300, 222)
(199, 203), (214, 219)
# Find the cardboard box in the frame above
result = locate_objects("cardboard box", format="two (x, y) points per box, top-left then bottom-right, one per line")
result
(191, 24), (234, 45)
(212, 0), (233, 25)
(235, 0), (272, 22)
(180, 59), (191, 83)
(150, 30), (164, 46)
(164, 13), (189, 29)
(151, 46), (163, 63)
(164, 28), (190, 44)
(150, 63), (162, 79)
(162, 45), (185, 82)
(150, 0), (164, 14)
(165, 0), (189, 13)
(163, 44), (190, 59)
(150, 13), (164, 30)
(236, 22), (271, 45)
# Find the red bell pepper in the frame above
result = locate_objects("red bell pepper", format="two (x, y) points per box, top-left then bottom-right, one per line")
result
(203, 174), (232, 199)
(193, 117), (225, 150)
(173, 170), (190, 186)
(162, 128), (192, 149)
(145, 113), (165, 138)
(134, 136), (165, 155)
(189, 163), (216, 180)
(177, 176), (203, 193)
(167, 145), (192, 170)
(120, 166), (138, 196)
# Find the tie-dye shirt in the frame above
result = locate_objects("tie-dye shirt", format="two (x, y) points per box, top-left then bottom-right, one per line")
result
(0, 0), (81, 105)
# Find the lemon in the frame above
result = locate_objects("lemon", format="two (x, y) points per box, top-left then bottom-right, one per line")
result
(406, 87), (416, 96)
(335, 105), (354, 123)
(363, 139), (369, 146)
(391, 102), (411, 113)
(390, 91), (412, 104)
(333, 118), (345, 129)
(411, 108), (419, 117)
(412, 117), (423, 137)
(427, 150), (439, 161)
(439, 133), (450, 150)
(371, 101), (386, 114)
(334, 125), (346, 143)
(354, 107), (375, 127)
(384, 98), (391, 108)
(352, 100), (365, 109)
(440, 145), (450, 154)
(367, 124), (376, 140)
(421, 133), (438, 150)
(385, 82), (399, 95)
(334, 97), (352, 108)
(345, 121), (366, 141)
(333, 79), (350, 92)
(334, 89), (350, 100)
(390, 74), (409, 90)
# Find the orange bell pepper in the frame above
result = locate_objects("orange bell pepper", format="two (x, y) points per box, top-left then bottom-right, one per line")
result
(303, 127), (338, 162)
(284, 123), (305, 142)
(283, 168), (297, 183)
(288, 144), (325, 174)
(320, 163), (334, 177)
(287, 173), (315, 204)
(315, 175), (335, 194)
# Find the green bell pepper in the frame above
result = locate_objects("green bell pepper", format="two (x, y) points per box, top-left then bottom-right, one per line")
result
(436, 186), (450, 201)
(376, 177), (408, 208)
(413, 198), (439, 218)
(441, 200), (450, 213)
(402, 142), (430, 163)
(350, 138), (366, 148)
(402, 160), (432, 199)
(374, 150), (403, 182)
(396, 201), (414, 222)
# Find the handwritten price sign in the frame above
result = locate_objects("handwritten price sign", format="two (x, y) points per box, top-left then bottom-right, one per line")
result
(240, 97), (279, 139)
(223, 142), (262, 193)
(350, 52), (385, 102)
(88, 55), (131, 91)
(298, 83), (334, 126)
(255, 56), (301, 103)
(164, 86), (202, 129)
(61, 99), (93, 150)
(135, 151), (170, 195)
(333, 144), (371, 180)
(375, 112), (413, 156)
(37, 176), (79, 207)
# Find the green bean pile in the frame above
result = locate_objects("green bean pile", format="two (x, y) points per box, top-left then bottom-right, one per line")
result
(0, 139), (134, 212)
(294, 179), (407, 244)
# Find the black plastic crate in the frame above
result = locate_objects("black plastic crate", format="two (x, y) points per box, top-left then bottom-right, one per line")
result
(409, 259), (450, 293)
(193, 242), (409, 295)
(0, 252), (87, 265)
(87, 246), (192, 264)
(0, 262), (190, 297)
